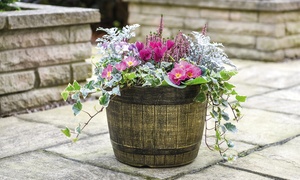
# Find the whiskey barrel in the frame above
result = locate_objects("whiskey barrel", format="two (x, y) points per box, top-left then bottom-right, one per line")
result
(106, 85), (207, 167)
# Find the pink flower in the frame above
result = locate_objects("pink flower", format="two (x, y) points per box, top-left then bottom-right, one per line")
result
(101, 64), (113, 80)
(175, 61), (193, 69)
(186, 66), (201, 78)
(139, 48), (152, 61)
(123, 56), (139, 67)
(168, 68), (187, 85)
(115, 61), (127, 71)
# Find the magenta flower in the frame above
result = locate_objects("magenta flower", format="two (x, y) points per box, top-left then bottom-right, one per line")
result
(166, 40), (175, 50)
(139, 48), (152, 61)
(123, 56), (139, 67)
(135, 41), (144, 52)
(168, 68), (187, 85)
(153, 47), (167, 62)
(115, 61), (127, 71)
(149, 41), (162, 49)
(101, 64), (113, 80)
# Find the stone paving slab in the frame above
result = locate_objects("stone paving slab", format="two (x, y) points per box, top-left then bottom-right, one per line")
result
(47, 134), (255, 179)
(227, 108), (300, 146)
(178, 165), (272, 180)
(224, 136), (300, 180)
(0, 151), (142, 180)
(17, 100), (108, 136)
(231, 66), (300, 89)
(0, 117), (69, 159)
(244, 95), (300, 115)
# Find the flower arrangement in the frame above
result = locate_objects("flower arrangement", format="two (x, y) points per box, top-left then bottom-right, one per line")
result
(61, 16), (246, 161)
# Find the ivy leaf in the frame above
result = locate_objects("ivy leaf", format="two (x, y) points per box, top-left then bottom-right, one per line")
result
(72, 101), (82, 116)
(220, 70), (237, 81)
(236, 95), (247, 102)
(61, 127), (71, 137)
(194, 92), (206, 103)
(111, 86), (121, 96)
(224, 123), (238, 133)
(221, 111), (230, 121)
(184, 76), (208, 85)
(163, 75), (186, 89)
(65, 83), (75, 91)
(224, 82), (235, 91)
(75, 124), (81, 134)
(73, 81), (81, 90)
(61, 91), (69, 101)
(84, 80), (95, 90)
(124, 72), (136, 80)
(99, 93), (110, 107)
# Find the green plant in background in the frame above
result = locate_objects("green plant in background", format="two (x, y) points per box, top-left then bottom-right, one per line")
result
(0, 0), (20, 11)
(61, 16), (246, 161)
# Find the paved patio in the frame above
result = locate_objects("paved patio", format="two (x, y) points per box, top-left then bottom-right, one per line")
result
(1, 59), (300, 179)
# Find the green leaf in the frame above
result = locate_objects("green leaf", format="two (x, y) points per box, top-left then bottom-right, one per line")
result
(73, 81), (81, 90)
(163, 76), (186, 89)
(124, 72), (136, 80)
(84, 80), (95, 90)
(72, 101), (82, 116)
(65, 83), (75, 91)
(184, 76), (208, 85)
(224, 123), (238, 133)
(72, 138), (78, 143)
(221, 111), (230, 121)
(61, 91), (69, 101)
(194, 92), (206, 103)
(61, 127), (71, 137)
(236, 95), (247, 102)
(224, 82), (235, 91)
(99, 93), (110, 107)
(220, 70), (237, 81)
(75, 124), (81, 134)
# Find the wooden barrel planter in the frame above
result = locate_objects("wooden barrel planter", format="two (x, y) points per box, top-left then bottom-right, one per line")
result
(106, 85), (207, 167)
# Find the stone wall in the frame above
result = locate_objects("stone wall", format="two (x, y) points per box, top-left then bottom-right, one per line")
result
(0, 2), (100, 116)
(124, 0), (300, 62)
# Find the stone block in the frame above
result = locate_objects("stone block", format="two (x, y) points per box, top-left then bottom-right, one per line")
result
(286, 22), (300, 35)
(69, 24), (92, 43)
(0, 25), (92, 51)
(209, 33), (255, 48)
(0, 86), (64, 114)
(140, 4), (200, 18)
(38, 65), (71, 87)
(0, 26), (69, 51)
(225, 47), (284, 61)
(71, 62), (92, 82)
(209, 20), (285, 37)
(128, 3), (140, 13)
(129, 13), (184, 28)
(0, 42), (92, 72)
(259, 11), (300, 23)
(0, 71), (35, 95)
(200, 9), (230, 20)
(256, 37), (281, 51)
(6, 5), (100, 29)
(285, 48), (300, 59)
(0, 16), (6, 29)
(229, 11), (258, 22)
(183, 18), (207, 30)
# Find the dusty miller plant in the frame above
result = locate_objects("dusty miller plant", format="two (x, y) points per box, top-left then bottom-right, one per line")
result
(61, 16), (246, 161)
